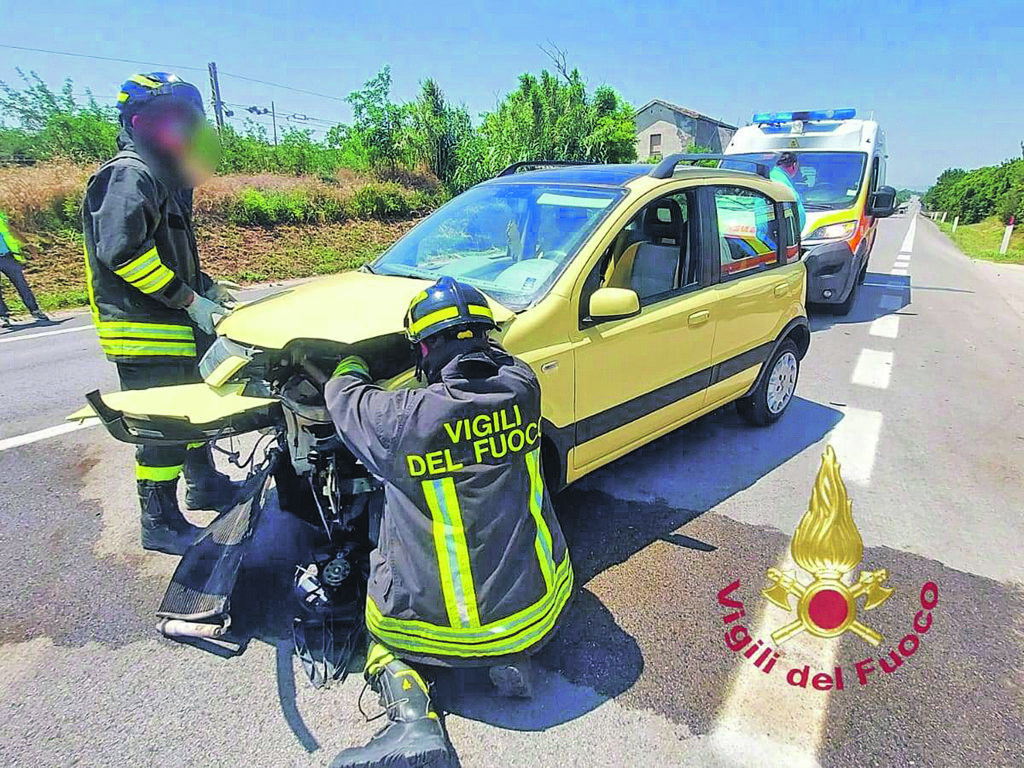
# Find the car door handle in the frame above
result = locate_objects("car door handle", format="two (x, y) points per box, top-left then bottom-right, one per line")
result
(774, 282), (789, 297)
(688, 310), (711, 326)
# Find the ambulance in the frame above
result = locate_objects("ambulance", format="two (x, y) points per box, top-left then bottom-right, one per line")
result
(724, 109), (897, 314)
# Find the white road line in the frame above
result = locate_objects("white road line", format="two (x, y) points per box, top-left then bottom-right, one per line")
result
(869, 314), (901, 339)
(899, 215), (917, 254)
(0, 419), (99, 452)
(0, 325), (93, 344)
(852, 349), (894, 389)
(711, 551), (839, 768)
(895, 254), (911, 265)
(891, 267), (908, 276)
(879, 294), (903, 310)
(826, 406), (883, 485)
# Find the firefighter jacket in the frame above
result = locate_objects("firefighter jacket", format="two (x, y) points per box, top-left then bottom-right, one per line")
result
(82, 131), (212, 363)
(325, 340), (573, 667)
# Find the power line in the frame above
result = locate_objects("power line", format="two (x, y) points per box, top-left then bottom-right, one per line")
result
(216, 70), (347, 103)
(0, 43), (206, 74)
(0, 43), (350, 103)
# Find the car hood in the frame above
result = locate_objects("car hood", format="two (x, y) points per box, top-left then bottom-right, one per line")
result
(217, 271), (515, 350)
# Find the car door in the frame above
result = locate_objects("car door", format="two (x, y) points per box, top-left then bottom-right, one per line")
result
(704, 185), (804, 406)
(569, 188), (717, 470)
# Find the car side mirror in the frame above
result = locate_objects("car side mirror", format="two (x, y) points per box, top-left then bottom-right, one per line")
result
(869, 186), (898, 218)
(589, 287), (640, 322)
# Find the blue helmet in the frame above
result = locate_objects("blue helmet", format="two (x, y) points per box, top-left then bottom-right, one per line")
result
(116, 73), (205, 126)
(404, 276), (497, 343)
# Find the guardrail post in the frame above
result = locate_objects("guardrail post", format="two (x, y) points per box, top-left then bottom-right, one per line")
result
(941, 212), (947, 223)
(1000, 216), (1015, 255)
(952, 215), (959, 233)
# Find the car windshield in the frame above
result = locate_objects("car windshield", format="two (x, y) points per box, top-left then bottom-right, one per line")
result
(372, 182), (624, 310)
(723, 152), (868, 209)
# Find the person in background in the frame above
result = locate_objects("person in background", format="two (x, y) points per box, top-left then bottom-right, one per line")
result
(0, 210), (51, 327)
(771, 152), (807, 233)
(82, 72), (240, 555)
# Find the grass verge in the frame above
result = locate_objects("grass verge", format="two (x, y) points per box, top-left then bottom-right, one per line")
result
(0, 161), (436, 316)
(2, 218), (418, 315)
(937, 216), (1024, 265)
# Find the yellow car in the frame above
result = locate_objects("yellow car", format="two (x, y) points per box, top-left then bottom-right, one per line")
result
(79, 155), (809, 493)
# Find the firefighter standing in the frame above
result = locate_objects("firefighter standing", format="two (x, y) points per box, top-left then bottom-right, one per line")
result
(324, 277), (574, 768)
(0, 210), (51, 327)
(82, 73), (241, 556)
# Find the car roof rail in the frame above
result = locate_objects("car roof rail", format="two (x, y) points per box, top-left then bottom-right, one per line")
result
(496, 160), (593, 177)
(648, 153), (771, 180)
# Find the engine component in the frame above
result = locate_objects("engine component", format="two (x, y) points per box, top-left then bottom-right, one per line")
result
(293, 617), (364, 689)
(322, 554), (351, 587)
(294, 563), (331, 613)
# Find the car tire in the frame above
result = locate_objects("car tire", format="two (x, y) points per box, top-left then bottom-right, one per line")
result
(736, 339), (800, 427)
(831, 277), (858, 316)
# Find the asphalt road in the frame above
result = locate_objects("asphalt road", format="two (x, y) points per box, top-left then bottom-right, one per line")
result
(1, 212), (1022, 767)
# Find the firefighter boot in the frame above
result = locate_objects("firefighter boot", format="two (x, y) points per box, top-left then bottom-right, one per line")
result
(138, 479), (202, 555)
(330, 646), (454, 768)
(183, 444), (243, 513)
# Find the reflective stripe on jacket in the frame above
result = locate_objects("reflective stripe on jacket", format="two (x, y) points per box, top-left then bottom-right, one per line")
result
(82, 132), (211, 362)
(325, 340), (573, 667)
(0, 212), (26, 263)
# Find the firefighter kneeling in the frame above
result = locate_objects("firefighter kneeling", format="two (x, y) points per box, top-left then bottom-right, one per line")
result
(324, 277), (574, 768)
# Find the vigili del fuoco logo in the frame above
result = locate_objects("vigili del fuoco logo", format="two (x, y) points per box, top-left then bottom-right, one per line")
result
(716, 446), (940, 689)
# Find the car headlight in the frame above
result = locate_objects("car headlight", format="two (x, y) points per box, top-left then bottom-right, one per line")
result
(199, 337), (256, 387)
(806, 220), (857, 241)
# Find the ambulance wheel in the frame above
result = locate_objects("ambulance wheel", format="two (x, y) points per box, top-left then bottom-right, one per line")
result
(737, 339), (800, 426)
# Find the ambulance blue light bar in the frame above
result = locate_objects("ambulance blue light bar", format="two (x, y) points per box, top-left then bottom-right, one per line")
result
(752, 109), (856, 124)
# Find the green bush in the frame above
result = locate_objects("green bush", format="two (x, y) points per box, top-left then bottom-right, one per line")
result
(996, 188), (1022, 225)
(345, 183), (412, 219)
(0, 71), (119, 162)
(222, 181), (434, 227)
(228, 188), (326, 226)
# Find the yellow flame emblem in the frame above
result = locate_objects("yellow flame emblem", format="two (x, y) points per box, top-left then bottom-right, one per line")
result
(762, 446), (894, 645)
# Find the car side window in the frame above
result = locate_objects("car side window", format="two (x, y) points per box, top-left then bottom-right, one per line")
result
(712, 186), (782, 279)
(579, 190), (702, 324)
(869, 156), (880, 192)
(782, 203), (800, 263)
(609, 192), (698, 301)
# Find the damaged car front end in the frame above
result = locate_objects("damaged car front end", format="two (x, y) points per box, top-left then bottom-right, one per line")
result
(73, 270), (513, 685)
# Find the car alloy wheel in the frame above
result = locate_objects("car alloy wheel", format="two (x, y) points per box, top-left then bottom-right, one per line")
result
(766, 351), (798, 414)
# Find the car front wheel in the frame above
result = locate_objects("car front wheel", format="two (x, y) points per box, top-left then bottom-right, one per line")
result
(736, 339), (800, 426)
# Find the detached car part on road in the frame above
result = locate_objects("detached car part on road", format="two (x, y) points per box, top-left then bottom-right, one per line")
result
(71, 156), (811, 682)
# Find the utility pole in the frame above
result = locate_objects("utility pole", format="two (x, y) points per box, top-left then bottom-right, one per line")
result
(207, 61), (225, 133)
(271, 100), (278, 146)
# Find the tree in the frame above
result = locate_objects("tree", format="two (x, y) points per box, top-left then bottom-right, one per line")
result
(346, 66), (409, 171)
(0, 69), (118, 161)
(454, 67), (636, 190)
(408, 79), (473, 188)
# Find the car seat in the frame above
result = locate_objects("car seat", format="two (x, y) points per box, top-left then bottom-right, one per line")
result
(607, 199), (685, 301)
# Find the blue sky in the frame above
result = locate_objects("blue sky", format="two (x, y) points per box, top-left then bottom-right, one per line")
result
(3, 0), (1022, 189)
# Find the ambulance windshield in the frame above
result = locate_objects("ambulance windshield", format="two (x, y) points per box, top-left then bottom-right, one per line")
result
(724, 152), (868, 210)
